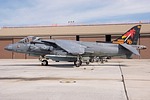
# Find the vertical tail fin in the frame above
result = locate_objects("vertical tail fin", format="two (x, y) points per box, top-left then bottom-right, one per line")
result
(113, 25), (141, 45)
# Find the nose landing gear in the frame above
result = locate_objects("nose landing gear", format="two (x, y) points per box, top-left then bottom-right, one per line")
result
(41, 60), (48, 66)
(39, 56), (49, 66)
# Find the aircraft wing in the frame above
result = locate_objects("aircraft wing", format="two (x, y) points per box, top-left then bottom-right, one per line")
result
(55, 40), (86, 55)
(42, 40), (86, 55)
(41, 40), (55, 43)
(120, 43), (140, 56)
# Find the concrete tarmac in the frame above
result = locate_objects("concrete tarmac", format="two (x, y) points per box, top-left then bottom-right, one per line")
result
(0, 59), (150, 100)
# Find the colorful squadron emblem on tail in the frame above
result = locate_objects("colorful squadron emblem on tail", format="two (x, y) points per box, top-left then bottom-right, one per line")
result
(122, 28), (136, 44)
(113, 25), (141, 45)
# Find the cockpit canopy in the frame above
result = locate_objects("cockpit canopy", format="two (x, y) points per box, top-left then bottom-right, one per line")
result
(18, 36), (41, 43)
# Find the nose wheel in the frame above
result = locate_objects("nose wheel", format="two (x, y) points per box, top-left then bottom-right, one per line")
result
(41, 60), (48, 66)
(39, 56), (49, 66)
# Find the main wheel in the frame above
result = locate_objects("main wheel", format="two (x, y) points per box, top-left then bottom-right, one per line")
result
(41, 60), (48, 66)
(74, 60), (82, 67)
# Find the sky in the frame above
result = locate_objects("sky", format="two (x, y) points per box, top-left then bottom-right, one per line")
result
(0, 0), (150, 27)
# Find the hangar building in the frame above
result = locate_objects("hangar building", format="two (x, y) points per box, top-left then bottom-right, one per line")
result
(0, 23), (150, 59)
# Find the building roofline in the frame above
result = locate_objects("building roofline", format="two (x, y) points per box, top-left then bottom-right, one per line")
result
(2, 22), (149, 29)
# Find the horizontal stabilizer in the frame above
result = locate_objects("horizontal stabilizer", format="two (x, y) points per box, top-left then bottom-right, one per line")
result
(120, 43), (140, 56)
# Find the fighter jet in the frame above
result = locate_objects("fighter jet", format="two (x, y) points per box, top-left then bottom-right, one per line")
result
(5, 25), (146, 67)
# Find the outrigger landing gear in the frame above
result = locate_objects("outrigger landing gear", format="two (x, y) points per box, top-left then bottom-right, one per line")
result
(99, 57), (109, 63)
(89, 58), (94, 63)
(86, 62), (90, 65)
(100, 59), (104, 63)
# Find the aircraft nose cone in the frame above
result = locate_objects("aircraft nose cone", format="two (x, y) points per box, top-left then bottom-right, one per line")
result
(4, 44), (13, 51)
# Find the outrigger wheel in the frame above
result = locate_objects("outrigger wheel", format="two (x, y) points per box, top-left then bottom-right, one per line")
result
(86, 62), (90, 65)
(41, 60), (48, 66)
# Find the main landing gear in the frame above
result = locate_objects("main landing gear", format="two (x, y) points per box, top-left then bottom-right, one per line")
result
(74, 56), (90, 67)
(74, 60), (82, 67)
(74, 55), (82, 67)
(39, 55), (92, 67)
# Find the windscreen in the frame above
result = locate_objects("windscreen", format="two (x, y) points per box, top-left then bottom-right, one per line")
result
(18, 36), (40, 43)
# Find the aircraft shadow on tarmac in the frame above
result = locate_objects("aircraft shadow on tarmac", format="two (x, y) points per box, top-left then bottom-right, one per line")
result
(1, 63), (127, 68)
(47, 64), (75, 68)
(1, 63), (74, 68)
(95, 63), (127, 67)
(48, 64), (126, 67)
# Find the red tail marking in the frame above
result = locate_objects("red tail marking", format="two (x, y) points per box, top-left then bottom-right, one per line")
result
(123, 29), (136, 39)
